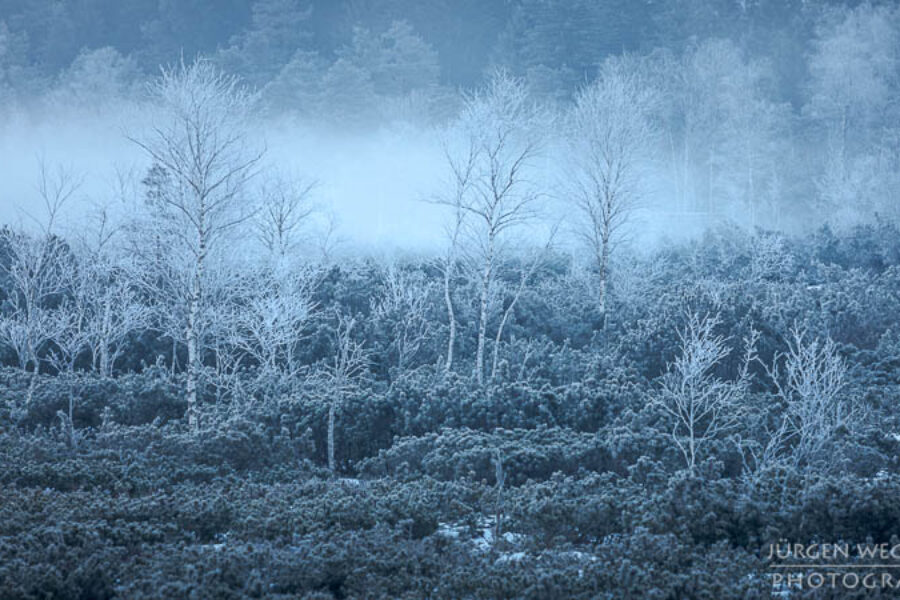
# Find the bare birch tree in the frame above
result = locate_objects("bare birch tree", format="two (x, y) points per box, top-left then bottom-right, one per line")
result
(489, 233), (555, 384)
(253, 173), (316, 259)
(46, 289), (90, 449)
(431, 136), (477, 374)
(83, 271), (149, 378)
(371, 263), (434, 380)
(314, 311), (370, 472)
(768, 326), (858, 469)
(70, 205), (150, 378)
(439, 70), (543, 385)
(0, 229), (67, 380)
(656, 313), (756, 474)
(228, 266), (317, 380)
(0, 163), (80, 403)
(129, 58), (262, 432)
(567, 57), (656, 317)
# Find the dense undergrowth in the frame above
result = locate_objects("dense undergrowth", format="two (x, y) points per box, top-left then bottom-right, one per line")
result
(4, 224), (900, 598)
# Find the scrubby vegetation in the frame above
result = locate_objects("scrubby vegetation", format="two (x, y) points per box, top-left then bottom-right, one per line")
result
(3, 223), (900, 598)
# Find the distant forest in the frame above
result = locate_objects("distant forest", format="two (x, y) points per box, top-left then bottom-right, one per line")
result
(0, 0), (813, 88)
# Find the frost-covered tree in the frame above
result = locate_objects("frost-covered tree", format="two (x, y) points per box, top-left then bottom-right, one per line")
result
(48, 46), (139, 110)
(769, 326), (859, 469)
(130, 58), (262, 432)
(227, 265), (317, 380)
(0, 163), (80, 403)
(253, 173), (316, 260)
(806, 3), (899, 153)
(567, 56), (656, 316)
(431, 131), (477, 374)
(84, 272), (148, 378)
(0, 229), (67, 381)
(656, 313), (756, 474)
(371, 263), (434, 380)
(313, 311), (370, 472)
(67, 202), (150, 378)
(440, 70), (544, 385)
(46, 271), (91, 449)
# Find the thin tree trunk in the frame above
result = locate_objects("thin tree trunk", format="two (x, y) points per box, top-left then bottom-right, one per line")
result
(491, 284), (524, 382)
(475, 250), (492, 386)
(186, 286), (199, 432)
(185, 259), (202, 432)
(24, 327), (37, 404)
(489, 239), (550, 382)
(597, 233), (610, 318)
(443, 260), (456, 373)
(99, 344), (111, 378)
(25, 361), (39, 405)
(327, 400), (336, 472)
(25, 325), (40, 404)
(99, 295), (112, 377)
(687, 396), (696, 474)
(688, 428), (696, 476)
(185, 209), (207, 434)
(490, 307), (510, 383)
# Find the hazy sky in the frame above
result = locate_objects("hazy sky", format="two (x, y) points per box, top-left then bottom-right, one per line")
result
(0, 105), (139, 230)
(265, 122), (448, 252)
